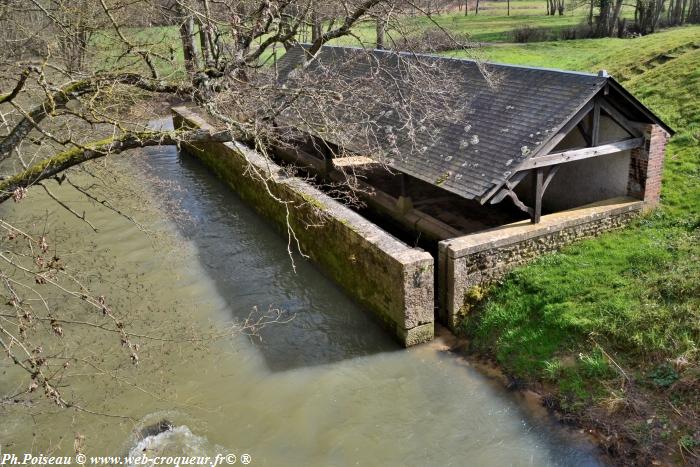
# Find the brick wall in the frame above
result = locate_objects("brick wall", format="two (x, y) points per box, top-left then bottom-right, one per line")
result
(628, 124), (669, 206)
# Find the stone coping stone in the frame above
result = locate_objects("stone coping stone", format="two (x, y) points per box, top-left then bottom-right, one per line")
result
(443, 197), (644, 259)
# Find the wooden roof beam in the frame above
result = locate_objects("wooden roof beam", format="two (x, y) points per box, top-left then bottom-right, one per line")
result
(598, 99), (643, 138)
(518, 137), (643, 170)
(332, 156), (376, 168)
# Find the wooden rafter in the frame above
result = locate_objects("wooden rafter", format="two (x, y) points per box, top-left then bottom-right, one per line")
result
(598, 100), (643, 138)
(504, 188), (534, 217)
(489, 171), (529, 204)
(542, 165), (560, 193)
(490, 165), (560, 224)
(528, 101), (595, 162)
(592, 100), (601, 146)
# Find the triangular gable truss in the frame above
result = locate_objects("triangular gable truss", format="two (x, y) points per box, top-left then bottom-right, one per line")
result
(486, 91), (648, 223)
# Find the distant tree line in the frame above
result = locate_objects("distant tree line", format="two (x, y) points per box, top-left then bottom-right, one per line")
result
(590, 0), (700, 37)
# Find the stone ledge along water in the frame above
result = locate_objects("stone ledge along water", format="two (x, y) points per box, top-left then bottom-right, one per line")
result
(171, 106), (434, 346)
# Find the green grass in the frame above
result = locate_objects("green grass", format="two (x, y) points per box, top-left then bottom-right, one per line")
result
(458, 26), (700, 440)
(342, 12), (591, 44)
(90, 25), (185, 78)
(90, 0), (619, 76)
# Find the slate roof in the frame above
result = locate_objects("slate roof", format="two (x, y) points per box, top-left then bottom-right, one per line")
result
(276, 45), (668, 202)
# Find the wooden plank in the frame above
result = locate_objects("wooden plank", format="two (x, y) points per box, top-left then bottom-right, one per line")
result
(592, 100), (601, 146)
(542, 165), (560, 193)
(489, 171), (529, 204)
(599, 99), (643, 138)
(332, 156), (376, 168)
(530, 101), (595, 161)
(518, 137), (643, 169)
(532, 167), (544, 224)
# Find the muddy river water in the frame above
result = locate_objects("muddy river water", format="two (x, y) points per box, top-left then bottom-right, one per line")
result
(0, 121), (604, 466)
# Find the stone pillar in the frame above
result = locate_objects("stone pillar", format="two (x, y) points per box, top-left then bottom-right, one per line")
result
(627, 124), (669, 206)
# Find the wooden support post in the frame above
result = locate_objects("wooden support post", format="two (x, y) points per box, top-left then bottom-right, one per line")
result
(532, 167), (544, 224)
(400, 173), (408, 197)
(592, 100), (601, 146)
(324, 149), (333, 174)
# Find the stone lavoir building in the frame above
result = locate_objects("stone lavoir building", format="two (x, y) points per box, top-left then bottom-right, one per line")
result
(175, 45), (673, 345)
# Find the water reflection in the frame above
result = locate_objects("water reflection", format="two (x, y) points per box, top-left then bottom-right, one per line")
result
(136, 142), (398, 372)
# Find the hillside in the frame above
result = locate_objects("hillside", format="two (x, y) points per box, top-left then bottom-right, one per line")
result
(458, 26), (700, 464)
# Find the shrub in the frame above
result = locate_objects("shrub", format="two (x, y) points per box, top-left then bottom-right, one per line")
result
(393, 28), (472, 53)
(559, 23), (594, 40)
(511, 23), (594, 43)
(512, 25), (550, 43)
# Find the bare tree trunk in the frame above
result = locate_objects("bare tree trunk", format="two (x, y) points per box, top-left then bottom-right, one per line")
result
(653, 0), (666, 30)
(597, 0), (611, 35)
(178, 10), (199, 75)
(376, 16), (386, 49)
(196, 18), (212, 67)
(688, 0), (700, 21)
(609, 0), (625, 35)
(311, 10), (322, 43)
(673, 0), (684, 23)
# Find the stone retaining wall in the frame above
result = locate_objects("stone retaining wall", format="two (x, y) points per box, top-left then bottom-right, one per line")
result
(438, 197), (644, 329)
(172, 107), (434, 346)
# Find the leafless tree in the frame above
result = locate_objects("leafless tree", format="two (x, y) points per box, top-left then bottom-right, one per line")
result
(0, 0), (477, 422)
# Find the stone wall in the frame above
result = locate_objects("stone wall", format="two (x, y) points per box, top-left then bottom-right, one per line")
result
(628, 123), (669, 206)
(438, 198), (644, 329)
(171, 106), (434, 346)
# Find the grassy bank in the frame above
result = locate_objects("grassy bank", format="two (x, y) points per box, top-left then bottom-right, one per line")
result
(457, 26), (700, 464)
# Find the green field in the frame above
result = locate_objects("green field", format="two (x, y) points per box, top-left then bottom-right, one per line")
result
(457, 26), (700, 462)
(331, 0), (636, 44)
(338, 12), (591, 44)
(90, 0), (627, 76)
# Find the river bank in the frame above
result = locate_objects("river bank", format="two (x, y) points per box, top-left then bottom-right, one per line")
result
(457, 267), (700, 466)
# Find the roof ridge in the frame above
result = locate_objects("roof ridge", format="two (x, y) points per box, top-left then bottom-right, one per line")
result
(299, 43), (601, 78)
